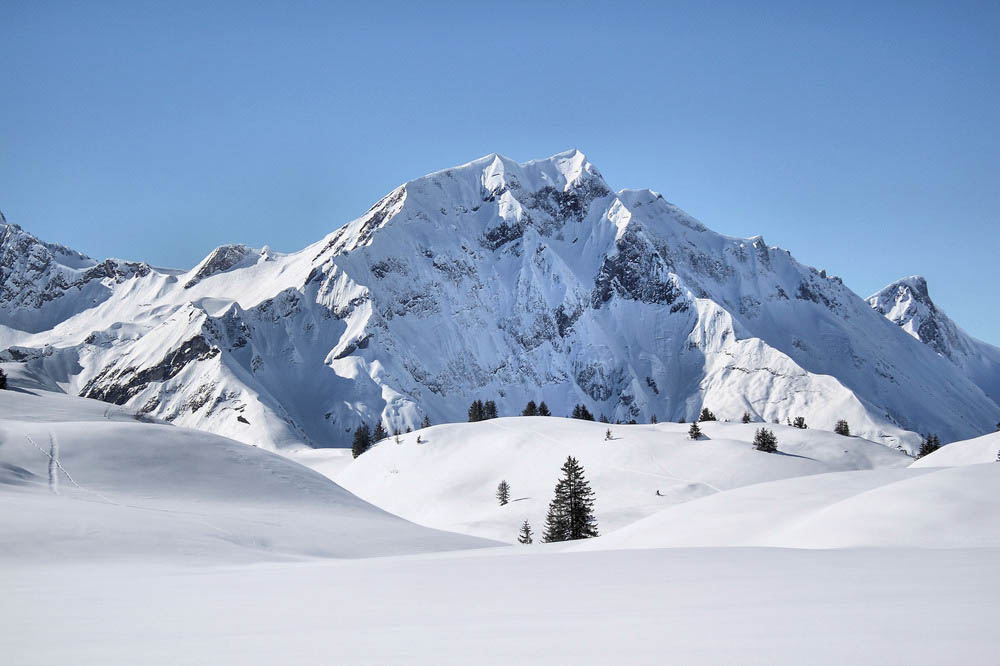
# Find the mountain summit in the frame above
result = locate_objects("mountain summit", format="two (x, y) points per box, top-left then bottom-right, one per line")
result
(2, 151), (998, 451)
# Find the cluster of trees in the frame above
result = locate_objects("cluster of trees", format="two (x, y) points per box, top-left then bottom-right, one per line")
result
(834, 420), (851, 436)
(792, 416), (807, 429)
(753, 428), (778, 453)
(917, 434), (941, 458)
(468, 399), (498, 422)
(0, 368), (6, 390)
(698, 408), (716, 422)
(571, 404), (595, 421)
(522, 400), (551, 416)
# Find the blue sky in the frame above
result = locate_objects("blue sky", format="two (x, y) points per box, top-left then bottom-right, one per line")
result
(2, 1), (998, 343)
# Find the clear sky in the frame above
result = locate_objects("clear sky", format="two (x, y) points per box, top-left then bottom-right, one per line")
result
(2, 1), (998, 344)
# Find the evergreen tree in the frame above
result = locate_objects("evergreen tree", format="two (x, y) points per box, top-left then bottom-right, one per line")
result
(421, 415), (432, 429)
(496, 480), (511, 506)
(571, 404), (595, 421)
(753, 427), (778, 453)
(522, 400), (538, 417)
(484, 400), (498, 420)
(351, 423), (372, 459)
(605, 428), (613, 441)
(599, 413), (610, 423)
(542, 456), (599, 542)
(742, 411), (751, 424)
(0, 368), (6, 390)
(699, 407), (716, 422)
(834, 420), (851, 436)
(917, 434), (941, 458)
(537, 401), (551, 416)
(650, 414), (658, 424)
(793, 416), (808, 429)
(372, 422), (388, 442)
(517, 520), (534, 544)
(468, 400), (485, 422)
(406, 426), (412, 433)
(688, 422), (702, 440)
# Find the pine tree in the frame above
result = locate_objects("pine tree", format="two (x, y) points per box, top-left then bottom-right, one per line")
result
(542, 456), (599, 542)
(834, 420), (851, 436)
(650, 414), (658, 424)
(496, 480), (510, 506)
(917, 434), (941, 458)
(517, 520), (534, 544)
(352, 423), (372, 458)
(688, 422), (702, 440)
(599, 413), (610, 423)
(372, 422), (388, 442)
(571, 404), (595, 421)
(605, 428), (613, 441)
(753, 427), (778, 453)
(421, 415), (432, 429)
(793, 416), (807, 429)
(484, 400), (498, 420)
(537, 401), (551, 416)
(522, 400), (538, 416)
(0, 368), (6, 390)
(468, 400), (485, 422)
(742, 411), (751, 424)
(699, 407), (716, 422)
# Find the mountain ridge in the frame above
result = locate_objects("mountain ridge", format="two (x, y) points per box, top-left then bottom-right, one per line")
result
(2, 151), (998, 451)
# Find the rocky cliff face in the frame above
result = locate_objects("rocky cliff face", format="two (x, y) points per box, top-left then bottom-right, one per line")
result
(2, 151), (998, 451)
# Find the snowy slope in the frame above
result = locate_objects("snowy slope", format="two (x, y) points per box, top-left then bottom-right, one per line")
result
(0, 376), (494, 563)
(3, 151), (999, 453)
(910, 430), (1000, 467)
(323, 416), (911, 543)
(574, 463), (1000, 550)
(869, 275), (1000, 407)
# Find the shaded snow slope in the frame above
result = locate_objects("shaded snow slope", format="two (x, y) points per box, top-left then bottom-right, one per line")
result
(911, 430), (1000, 467)
(0, 384), (495, 563)
(575, 463), (1000, 550)
(3, 151), (999, 452)
(323, 416), (910, 543)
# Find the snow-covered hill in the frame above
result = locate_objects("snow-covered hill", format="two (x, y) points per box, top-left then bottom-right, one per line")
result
(910, 430), (1000, 467)
(869, 275), (1000, 406)
(319, 416), (911, 543)
(3, 151), (999, 453)
(0, 372), (494, 563)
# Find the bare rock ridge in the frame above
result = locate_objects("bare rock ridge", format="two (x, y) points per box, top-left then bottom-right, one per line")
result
(1, 150), (998, 451)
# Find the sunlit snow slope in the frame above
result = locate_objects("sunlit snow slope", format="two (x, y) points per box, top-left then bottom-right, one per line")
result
(321, 416), (911, 543)
(0, 369), (494, 563)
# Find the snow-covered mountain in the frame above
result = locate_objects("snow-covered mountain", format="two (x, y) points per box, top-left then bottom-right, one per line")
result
(2, 150), (998, 451)
(868, 275), (1000, 407)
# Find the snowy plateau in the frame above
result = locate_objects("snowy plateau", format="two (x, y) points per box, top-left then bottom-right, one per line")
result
(2, 151), (999, 665)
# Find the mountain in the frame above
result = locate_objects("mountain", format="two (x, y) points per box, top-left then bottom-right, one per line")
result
(2, 150), (998, 451)
(868, 276), (1000, 407)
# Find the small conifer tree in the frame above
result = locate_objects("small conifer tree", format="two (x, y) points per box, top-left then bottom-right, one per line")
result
(571, 404), (595, 421)
(605, 428), (613, 441)
(753, 427), (778, 453)
(484, 400), (498, 420)
(793, 416), (807, 429)
(542, 456), (599, 542)
(421, 415), (432, 428)
(699, 407), (716, 422)
(352, 423), (372, 459)
(496, 480), (511, 506)
(650, 414), (658, 424)
(372, 422), (388, 442)
(517, 520), (534, 544)
(688, 422), (702, 440)
(742, 411), (751, 424)
(522, 400), (538, 416)
(537, 401), (551, 416)
(834, 420), (851, 436)
(0, 368), (7, 390)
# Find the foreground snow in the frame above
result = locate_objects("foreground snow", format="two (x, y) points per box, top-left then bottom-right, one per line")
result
(316, 416), (909, 542)
(4, 547), (997, 665)
(0, 385), (493, 562)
